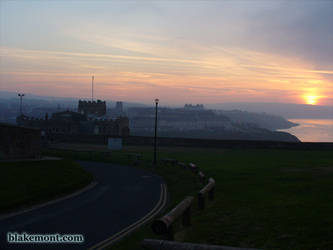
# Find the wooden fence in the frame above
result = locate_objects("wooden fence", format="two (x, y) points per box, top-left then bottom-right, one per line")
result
(144, 159), (261, 249)
(150, 159), (216, 240)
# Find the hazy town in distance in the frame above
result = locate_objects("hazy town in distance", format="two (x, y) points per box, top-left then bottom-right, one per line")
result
(2, 90), (333, 142)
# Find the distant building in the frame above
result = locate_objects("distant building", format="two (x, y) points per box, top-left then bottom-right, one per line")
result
(128, 107), (228, 133)
(184, 104), (204, 110)
(115, 101), (123, 114)
(16, 112), (129, 137)
(17, 102), (130, 137)
(78, 100), (106, 117)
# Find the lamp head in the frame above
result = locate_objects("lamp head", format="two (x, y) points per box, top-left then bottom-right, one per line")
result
(155, 98), (159, 104)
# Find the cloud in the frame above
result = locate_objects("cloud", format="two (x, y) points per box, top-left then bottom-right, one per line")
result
(241, 1), (333, 70)
(1, 1), (332, 105)
(1, 44), (332, 103)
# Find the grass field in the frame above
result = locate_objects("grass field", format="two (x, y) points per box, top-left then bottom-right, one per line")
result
(0, 160), (93, 213)
(45, 144), (333, 249)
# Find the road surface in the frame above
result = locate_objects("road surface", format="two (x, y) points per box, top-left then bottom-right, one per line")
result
(0, 161), (165, 249)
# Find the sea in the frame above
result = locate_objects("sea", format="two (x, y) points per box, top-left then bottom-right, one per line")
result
(279, 119), (333, 142)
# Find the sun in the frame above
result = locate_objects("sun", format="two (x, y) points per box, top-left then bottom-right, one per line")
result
(304, 95), (319, 105)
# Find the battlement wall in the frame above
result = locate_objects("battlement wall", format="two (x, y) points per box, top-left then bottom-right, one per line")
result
(78, 100), (106, 116)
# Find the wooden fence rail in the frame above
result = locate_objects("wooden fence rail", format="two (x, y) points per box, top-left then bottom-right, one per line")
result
(198, 178), (216, 210)
(142, 239), (261, 250)
(177, 162), (187, 169)
(152, 196), (194, 240)
(162, 158), (178, 166)
(150, 160), (223, 247)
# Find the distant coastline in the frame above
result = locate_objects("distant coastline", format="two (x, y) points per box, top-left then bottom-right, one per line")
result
(285, 120), (299, 130)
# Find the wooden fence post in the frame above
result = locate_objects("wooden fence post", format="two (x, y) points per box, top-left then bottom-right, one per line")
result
(188, 163), (198, 173)
(167, 225), (174, 240)
(198, 192), (205, 210)
(198, 178), (216, 210)
(178, 162), (187, 169)
(198, 171), (206, 184)
(182, 206), (191, 226)
(209, 186), (215, 200)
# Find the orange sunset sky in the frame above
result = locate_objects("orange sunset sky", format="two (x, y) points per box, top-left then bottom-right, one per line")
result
(0, 1), (332, 106)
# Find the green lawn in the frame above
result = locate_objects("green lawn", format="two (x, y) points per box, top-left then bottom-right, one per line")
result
(44, 145), (333, 250)
(0, 160), (93, 213)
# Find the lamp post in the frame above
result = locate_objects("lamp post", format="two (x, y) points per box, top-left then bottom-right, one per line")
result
(18, 93), (25, 115)
(153, 98), (159, 167)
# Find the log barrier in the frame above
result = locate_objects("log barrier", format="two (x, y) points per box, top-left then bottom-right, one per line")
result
(178, 162), (187, 169)
(162, 158), (178, 166)
(152, 196), (194, 240)
(142, 239), (261, 250)
(198, 178), (216, 210)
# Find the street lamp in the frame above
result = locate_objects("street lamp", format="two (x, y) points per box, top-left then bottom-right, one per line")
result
(153, 98), (159, 167)
(18, 93), (25, 115)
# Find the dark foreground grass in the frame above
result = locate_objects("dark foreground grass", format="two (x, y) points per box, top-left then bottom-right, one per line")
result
(183, 149), (333, 250)
(0, 160), (93, 213)
(45, 145), (333, 250)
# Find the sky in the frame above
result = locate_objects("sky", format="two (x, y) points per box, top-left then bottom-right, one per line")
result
(0, 0), (332, 106)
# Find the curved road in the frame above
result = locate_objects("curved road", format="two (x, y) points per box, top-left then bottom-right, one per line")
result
(0, 161), (165, 249)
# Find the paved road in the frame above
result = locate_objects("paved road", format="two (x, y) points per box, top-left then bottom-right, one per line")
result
(0, 161), (164, 249)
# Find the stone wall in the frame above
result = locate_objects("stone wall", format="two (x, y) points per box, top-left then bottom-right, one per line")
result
(0, 123), (41, 160)
(123, 136), (333, 150)
(48, 134), (108, 144)
(48, 134), (333, 150)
